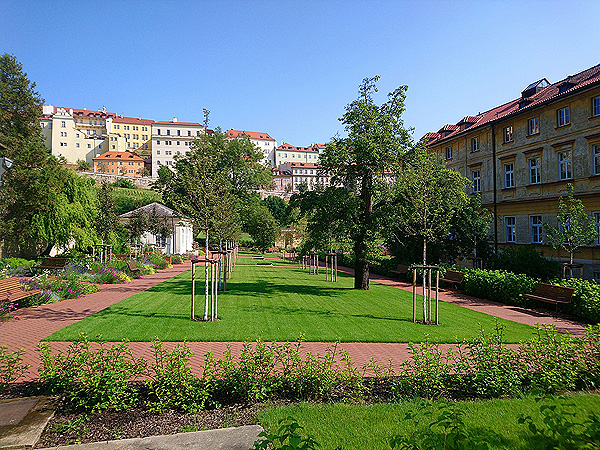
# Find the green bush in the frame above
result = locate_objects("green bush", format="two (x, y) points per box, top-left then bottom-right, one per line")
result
(463, 269), (537, 306)
(491, 245), (561, 281)
(0, 346), (29, 391)
(37, 336), (146, 412)
(554, 278), (600, 324)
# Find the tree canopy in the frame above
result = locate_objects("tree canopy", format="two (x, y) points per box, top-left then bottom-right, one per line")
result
(320, 76), (412, 289)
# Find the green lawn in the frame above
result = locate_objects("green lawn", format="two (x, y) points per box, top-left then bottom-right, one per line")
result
(46, 261), (535, 342)
(257, 393), (600, 450)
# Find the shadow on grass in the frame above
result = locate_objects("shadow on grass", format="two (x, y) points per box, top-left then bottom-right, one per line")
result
(226, 281), (353, 298)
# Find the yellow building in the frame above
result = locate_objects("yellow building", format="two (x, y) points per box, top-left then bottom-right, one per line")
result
(110, 116), (154, 159)
(426, 63), (600, 280)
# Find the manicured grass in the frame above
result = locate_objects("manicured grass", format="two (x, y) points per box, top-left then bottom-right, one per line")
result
(46, 262), (535, 342)
(257, 393), (600, 450)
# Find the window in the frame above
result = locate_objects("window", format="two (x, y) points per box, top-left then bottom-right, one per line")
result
(156, 140), (160, 145)
(594, 212), (600, 245)
(61, 121), (66, 128)
(112, 145), (115, 149)
(444, 146), (452, 160)
(87, 144), (91, 148)
(188, 130), (191, 136)
(593, 96), (600, 117)
(503, 126), (513, 143)
(166, 130), (170, 136)
(177, 141), (180, 145)
(76, 143), (80, 148)
(470, 137), (480, 152)
(504, 162), (514, 188)
(60, 142), (67, 147)
(594, 144), (600, 175)
(157, 129), (161, 135)
(505, 216), (516, 243)
(557, 107), (570, 127)
(177, 130), (180, 136)
(156, 150), (160, 155)
(471, 170), (481, 193)
(528, 117), (539, 135)
(558, 150), (572, 180)
(115, 125), (120, 129)
(530, 215), (543, 243)
(529, 157), (541, 184)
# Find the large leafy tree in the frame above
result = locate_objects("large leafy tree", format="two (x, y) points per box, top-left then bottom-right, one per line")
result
(544, 184), (597, 268)
(0, 54), (98, 257)
(320, 76), (412, 289)
(245, 197), (279, 253)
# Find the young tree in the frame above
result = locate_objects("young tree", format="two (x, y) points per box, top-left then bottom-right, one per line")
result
(320, 76), (412, 289)
(391, 147), (470, 320)
(544, 184), (597, 270)
(95, 181), (122, 244)
(246, 200), (279, 253)
(154, 128), (270, 320)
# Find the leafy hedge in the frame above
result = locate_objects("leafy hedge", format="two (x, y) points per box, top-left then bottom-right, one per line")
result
(463, 269), (537, 307)
(554, 278), (600, 324)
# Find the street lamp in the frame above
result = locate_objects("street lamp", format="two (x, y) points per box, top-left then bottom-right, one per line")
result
(0, 157), (13, 185)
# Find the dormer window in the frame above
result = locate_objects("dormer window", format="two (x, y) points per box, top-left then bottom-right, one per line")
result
(521, 78), (550, 98)
(559, 82), (575, 94)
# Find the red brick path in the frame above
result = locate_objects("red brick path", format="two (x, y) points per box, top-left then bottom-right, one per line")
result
(0, 259), (588, 381)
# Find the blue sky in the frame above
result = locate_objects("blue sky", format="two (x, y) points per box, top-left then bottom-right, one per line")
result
(1, 0), (599, 147)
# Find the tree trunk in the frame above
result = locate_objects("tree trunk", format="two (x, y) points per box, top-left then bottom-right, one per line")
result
(204, 229), (209, 321)
(422, 238), (427, 322)
(354, 236), (369, 290)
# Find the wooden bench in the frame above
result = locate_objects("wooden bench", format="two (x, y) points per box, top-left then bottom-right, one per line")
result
(439, 270), (465, 289)
(34, 257), (69, 272)
(522, 283), (575, 312)
(126, 260), (142, 274)
(0, 277), (41, 303)
(389, 264), (410, 278)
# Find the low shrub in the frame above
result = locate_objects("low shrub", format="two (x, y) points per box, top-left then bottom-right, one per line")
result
(491, 245), (561, 281)
(0, 346), (29, 391)
(0, 258), (37, 277)
(554, 278), (600, 324)
(463, 269), (537, 306)
(37, 336), (146, 412)
(23, 278), (99, 306)
(142, 253), (170, 270)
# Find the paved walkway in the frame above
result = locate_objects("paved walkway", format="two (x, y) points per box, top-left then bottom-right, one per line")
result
(0, 258), (588, 382)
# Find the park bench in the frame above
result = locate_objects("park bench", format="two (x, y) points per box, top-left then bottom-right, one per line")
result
(0, 277), (41, 303)
(389, 264), (410, 278)
(126, 260), (142, 274)
(439, 270), (465, 289)
(34, 257), (69, 273)
(522, 282), (575, 312)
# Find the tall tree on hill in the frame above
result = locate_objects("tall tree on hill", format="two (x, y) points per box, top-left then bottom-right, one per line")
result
(0, 54), (98, 257)
(320, 76), (412, 289)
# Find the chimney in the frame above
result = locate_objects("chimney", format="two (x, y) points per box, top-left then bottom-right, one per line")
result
(172, 117), (178, 123)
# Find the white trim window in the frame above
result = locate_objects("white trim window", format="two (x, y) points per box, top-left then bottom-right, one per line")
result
(529, 157), (541, 184)
(471, 169), (481, 193)
(594, 212), (600, 246)
(594, 144), (600, 176)
(504, 162), (515, 188)
(530, 215), (543, 243)
(505, 216), (516, 243)
(503, 126), (513, 143)
(470, 137), (480, 152)
(558, 150), (572, 180)
(593, 96), (600, 117)
(557, 107), (570, 127)
(528, 117), (540, 135)
(445, 146), (452, 160)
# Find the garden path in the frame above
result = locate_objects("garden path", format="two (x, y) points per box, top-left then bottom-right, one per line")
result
(1, 258), (588, 381)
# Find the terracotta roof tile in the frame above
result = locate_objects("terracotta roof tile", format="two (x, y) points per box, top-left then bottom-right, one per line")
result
(92, 151), (144, 161)
(227, 130), (276, 141)
(427, 63), (600, 145)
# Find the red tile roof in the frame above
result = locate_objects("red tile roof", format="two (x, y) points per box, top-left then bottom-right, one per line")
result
(278, 142), (320, 153)
(227, 130), (275, 141)
(113, 116), (154, 125)
(92, 151), (144, 161)
(154, 121), (202, 126)
(427, 63), (600, 146)
(289, 162), (321, 169)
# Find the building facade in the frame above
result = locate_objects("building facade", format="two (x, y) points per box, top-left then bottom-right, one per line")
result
(289, 161), (330, 192)
(109, 116), (154, 159)
(426, 63), (600, 280)
(92, 151), (145, 177)
(226, 130), (277, 167)
(151, 118), (205, 177)
(274, 142), (324, 167)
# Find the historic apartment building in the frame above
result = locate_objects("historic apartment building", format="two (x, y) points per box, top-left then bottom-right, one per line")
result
(92, 150), (145, 177)
(226, 130), (277, 167)
(109, 116), (154, 159)
(426, 63), (600, 280)
(151, 118), (205, 177)
(274, 142), (324, 167)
